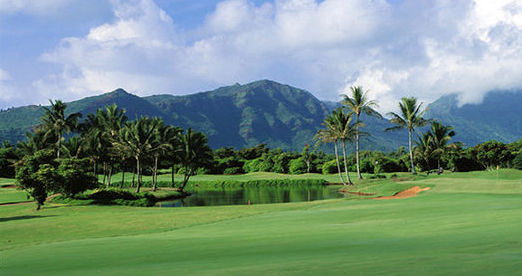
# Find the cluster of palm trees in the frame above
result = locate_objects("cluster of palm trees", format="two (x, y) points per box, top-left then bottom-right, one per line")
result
(316, 87), (452, 181)
(315, 86), (380, 185)
(19, 100), (212, 193)
(414, 121), (456, 172)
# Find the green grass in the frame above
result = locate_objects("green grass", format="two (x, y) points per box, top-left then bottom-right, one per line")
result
(0, 188), (31, 204)
(101, 171), (411, 187)
(1, 169), (522, 275)
(0, 177), (15, 186)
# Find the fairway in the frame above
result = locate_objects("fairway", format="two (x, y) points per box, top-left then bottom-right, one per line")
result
(2, 170), (522, 275)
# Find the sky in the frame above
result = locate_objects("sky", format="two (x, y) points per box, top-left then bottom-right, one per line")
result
(1, 0), (522, 113)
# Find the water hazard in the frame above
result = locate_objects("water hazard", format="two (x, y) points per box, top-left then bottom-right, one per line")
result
(156, 185), (344, 207)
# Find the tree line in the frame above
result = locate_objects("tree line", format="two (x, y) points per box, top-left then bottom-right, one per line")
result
(4, 100), (211, 209)
(0, 90), (520, 208)
(314, 86), (521, 185)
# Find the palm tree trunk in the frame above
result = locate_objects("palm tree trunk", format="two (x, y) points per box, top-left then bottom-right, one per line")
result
(342, 140), (353, 185)
(57, 135), (61, 159)
(102, 162), (107, 186)
(135, 158), (141, 193)
(171, 165), (175, 188)
(180, 167), (191, 191)
(409, 130), (417, 175)
(334, 142), (346, 185)
(131, 167), (135, 188)
(356, 113), (362, 179)
(107, 164), (112, 188)
(120, 170), (125, 188)
(152, 156), (158, 191)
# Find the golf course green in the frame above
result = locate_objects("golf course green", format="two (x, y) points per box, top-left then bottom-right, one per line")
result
(2, 170), (522, 275)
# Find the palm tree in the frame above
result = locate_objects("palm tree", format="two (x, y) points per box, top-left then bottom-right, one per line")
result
(80, 127), (104, 178)
(164, 127), (183, 188)
(17, 131), (54, 156)
(115, 117), (160, 193)
(414, 131), (434, 173)
(41, 100), (82, 158)
(315, 108), (355, 185)
(315, 126), (345, 185)
(329, 108), (357, 185)
(386, 97), (429, 174)
(81, 105), (127, 187)
(342, 86), (381, 179)
(428, 121), (455, 170)
(62, 136), (83, 158)
(178, 128), (212, 192)
(103, 105), (127, 187)
(149, 120), (174, 191)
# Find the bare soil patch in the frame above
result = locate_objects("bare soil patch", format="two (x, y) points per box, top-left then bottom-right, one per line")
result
(375, 186), (430, 200)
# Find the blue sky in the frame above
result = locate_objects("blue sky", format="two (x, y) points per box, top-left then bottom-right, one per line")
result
(1, 0), (522, 112)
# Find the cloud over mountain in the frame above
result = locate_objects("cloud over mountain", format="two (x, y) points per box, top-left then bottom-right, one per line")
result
(9, 0), (522, 112)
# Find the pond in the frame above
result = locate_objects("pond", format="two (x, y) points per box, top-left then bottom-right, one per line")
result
(156, 185), (345, 207)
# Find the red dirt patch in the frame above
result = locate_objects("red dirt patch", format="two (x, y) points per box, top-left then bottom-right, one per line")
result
(375, 186), (431, 200)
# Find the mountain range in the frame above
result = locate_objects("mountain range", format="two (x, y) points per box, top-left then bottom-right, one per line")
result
(0, 80), (520, 151)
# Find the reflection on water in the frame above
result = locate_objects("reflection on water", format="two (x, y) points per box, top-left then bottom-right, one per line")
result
(156, 185), (344, 207)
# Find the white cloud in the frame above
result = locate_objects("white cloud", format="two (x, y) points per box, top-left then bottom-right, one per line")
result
(0, 68), (13, 101)
(0, 0), (71, 15)
(33, 0), (522, 113)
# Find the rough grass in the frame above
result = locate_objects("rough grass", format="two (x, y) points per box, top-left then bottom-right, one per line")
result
(1, 169), (521, 275)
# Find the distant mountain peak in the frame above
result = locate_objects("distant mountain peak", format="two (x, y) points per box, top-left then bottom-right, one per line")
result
(107, 88), (132, 96)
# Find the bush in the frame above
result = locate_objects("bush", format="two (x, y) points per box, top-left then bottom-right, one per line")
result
(243, 158), (273, 173)
(359, 159), (375, 173)
(223, 167), (243, 175)
(15, 149), (58, 209)
(374, 157), (402, 173)
(57, 158), (98, 197)
(513, 151), (522, 170)
(289, 157), (307, 174)
(322, 160), (339, 175)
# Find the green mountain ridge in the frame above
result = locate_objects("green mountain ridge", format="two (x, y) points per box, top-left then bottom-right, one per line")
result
(0, 80), (520, 151)
(425, 91), (522, 146)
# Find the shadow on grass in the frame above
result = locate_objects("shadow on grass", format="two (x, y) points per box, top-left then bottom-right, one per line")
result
(0, 215), (56, 223)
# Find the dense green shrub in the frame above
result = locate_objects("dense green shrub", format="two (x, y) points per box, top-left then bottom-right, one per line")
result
(473, 141), (513, 169)
(0, 142), (17, 178)
(15, 149), (58, 210)
(374, 157), (403, 173)
(289, 157), (307, 174)
(243, 157), (273, 173)
(223, 167), (243, 175)
(322, 160), (339, 175)
(56, 158), (98, 197)
(359, 159), (375, 173)
(513, 151), (522, 170)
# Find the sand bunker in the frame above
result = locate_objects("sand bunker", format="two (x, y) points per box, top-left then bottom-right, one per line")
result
(375, 186), (431, 200)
